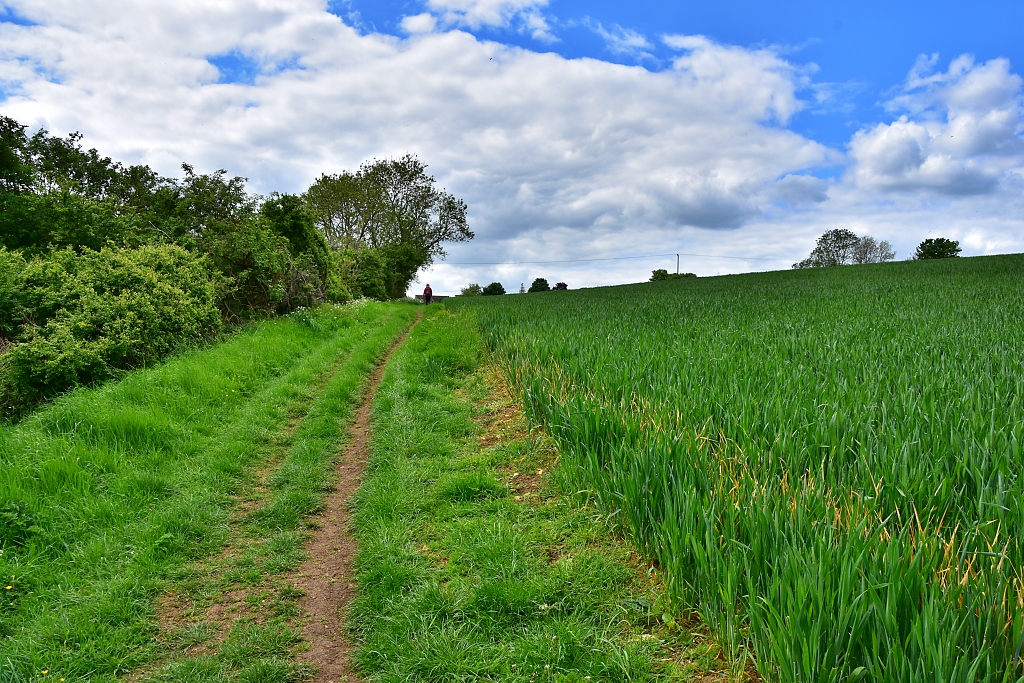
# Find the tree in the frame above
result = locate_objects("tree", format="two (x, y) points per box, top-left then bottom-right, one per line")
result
(851, 236), (895, 264)
(553, 282), (568, 290)
(651, 269), (696, 281)
(460, 283), (482, 296)
(482, 282), (505, 296)
(518, 283), (525, 294)
(794, 229), (896, 268)
(303, 155), (473, 297)
(915, 238), (961, 260)
(528, 277), (550, 292)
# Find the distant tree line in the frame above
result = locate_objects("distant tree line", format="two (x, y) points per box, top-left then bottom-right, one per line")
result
(650, 269), (696, 281)
(793, 229), (963, 269)
(460, 277), (568, 296)
(0, 116), (471, 414)
(792, 229), (896, 269)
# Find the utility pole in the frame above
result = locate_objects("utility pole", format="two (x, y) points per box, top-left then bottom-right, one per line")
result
(676, 254), (679, 275)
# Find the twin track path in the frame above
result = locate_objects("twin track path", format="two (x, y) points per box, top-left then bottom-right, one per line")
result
(291, 311), (422, 683)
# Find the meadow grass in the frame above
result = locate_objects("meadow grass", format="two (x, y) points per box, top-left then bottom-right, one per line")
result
(349, 307), (725, 682)
(452, 255), (1024, 682)
(0, 302), (417, 682)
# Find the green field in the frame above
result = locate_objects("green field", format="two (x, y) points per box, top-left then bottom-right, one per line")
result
(452, 255), (1024, 682)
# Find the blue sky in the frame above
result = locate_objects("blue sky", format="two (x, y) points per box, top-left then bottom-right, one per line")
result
(0, 0), (1022, 293)
(341, 0), (1024, 148)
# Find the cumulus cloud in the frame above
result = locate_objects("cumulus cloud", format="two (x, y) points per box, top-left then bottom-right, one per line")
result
(848, 55), (1024, 194)
(772, 174), (829, 205)
(425, 0), (554, 41)
(401, 13), (437, 34)
(0, 2), (1021, 295)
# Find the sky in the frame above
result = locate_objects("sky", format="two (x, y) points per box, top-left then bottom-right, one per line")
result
(1, 0), (1022, 294)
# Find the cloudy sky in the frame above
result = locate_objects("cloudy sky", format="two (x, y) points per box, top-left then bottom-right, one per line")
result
(1, 0), (1022, 294)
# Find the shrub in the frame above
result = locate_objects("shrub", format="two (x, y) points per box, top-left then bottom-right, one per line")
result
(325, 250), (355, 303)
(915, 237), (962, 259)
(0, 246), (25, 339)
(528, 277), (550, 292)
(352, 248), (389, 300)
(650, 269), (696, 281)
(2, 244), (221, 411)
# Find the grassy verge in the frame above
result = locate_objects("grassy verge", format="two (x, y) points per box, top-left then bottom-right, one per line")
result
(0, 302), (417, 682)
(350, 307), (723, 682)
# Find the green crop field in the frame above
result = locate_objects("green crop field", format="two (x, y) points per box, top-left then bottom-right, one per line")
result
(452, 255), (1024, 682)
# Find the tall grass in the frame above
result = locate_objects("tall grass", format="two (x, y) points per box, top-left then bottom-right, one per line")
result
(452, 255), (1024, 681)
(0, 302), (416, 681)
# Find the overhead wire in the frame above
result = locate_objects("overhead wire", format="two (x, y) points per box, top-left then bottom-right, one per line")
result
(441, 251), (787, 265)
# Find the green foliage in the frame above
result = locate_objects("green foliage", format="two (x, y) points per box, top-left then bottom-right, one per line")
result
(260, 193), (330, 273)
(0, 302), (415, 677)
(794, 229), (895, 268)
(351, 308), (701, 681)
(459, 283), (482, 296)
(303, 154), (473, 298)
(482, 282), (505, 296)
(915, 237), (962, 259)
(528, 277), (550, 292)
(352, 248), (389, 300)
(454, 255), (1024, 681)
(2, 244), (221, 412)
(0, 246), (25, 338)
(0, 500), (42, 547)
(649, 269), (696, 281)
(324, 249), (355, 303)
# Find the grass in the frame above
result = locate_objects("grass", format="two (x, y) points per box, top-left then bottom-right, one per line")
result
(451, 255), (1024, 682)
(0, 301), (418, 682)
(349, 306), (726, 682)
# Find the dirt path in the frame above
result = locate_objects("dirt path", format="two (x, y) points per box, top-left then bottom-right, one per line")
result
(291, 311), (421, 683)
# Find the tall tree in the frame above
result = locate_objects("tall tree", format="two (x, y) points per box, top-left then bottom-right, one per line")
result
(851, 236), (896, 264)
(794, 229), (896, 269)
(303, 155), (473, 297)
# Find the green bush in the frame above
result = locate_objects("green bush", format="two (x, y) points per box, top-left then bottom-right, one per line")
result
(2, 244), (221, 411)
(325, 250), (355, 303)
(0, 246), (25, 339)
(353, 248), (389, 300)
(528, 277), (550, 292)
(915, 237), (962, 259)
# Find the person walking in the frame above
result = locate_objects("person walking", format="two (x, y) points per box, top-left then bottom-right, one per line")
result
(423, 283), (433, 305)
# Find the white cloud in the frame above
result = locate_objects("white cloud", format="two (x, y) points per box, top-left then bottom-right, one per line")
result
(585, 20), (652, 59)
(401, 13), (437, 34)
(773, 174), (829, 205)
(848, 55), (1024, 195)
(425, 0), (554, 41)
(0, 3), (1021, 296)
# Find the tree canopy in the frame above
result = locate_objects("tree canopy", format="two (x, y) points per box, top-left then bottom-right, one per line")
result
(915, 238), (962, 260)
(303, 155), (473, 298)
(793, 229), (895, 269)
(528, 277), (550, 292)
(0, 114), (471, 412)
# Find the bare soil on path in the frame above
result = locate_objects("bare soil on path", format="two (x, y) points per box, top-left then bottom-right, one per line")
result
(291, 312), (421, 683)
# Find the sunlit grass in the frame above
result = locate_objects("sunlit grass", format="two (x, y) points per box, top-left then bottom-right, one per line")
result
(0, 302), (417, 682)
(453, 255), (1024, 682)
(349, 308), (723, 681)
